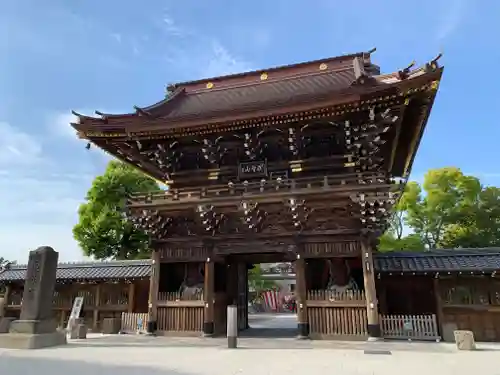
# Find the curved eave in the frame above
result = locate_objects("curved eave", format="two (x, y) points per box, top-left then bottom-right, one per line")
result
(70, 88), (186, 130)
(73, 56), (443, 141)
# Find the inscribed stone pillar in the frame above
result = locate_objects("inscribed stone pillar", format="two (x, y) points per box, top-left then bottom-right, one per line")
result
(20, 247), (58, 322)
(0, 246), (67, 349)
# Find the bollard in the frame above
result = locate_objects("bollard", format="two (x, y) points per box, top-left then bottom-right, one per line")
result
(227, 304), (238, 349)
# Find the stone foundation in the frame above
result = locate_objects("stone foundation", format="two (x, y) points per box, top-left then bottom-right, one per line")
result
(0, 330), (67, 349)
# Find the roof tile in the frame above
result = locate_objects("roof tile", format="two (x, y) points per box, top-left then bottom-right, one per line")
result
(374, 248), (500, 273)
(0, 259), (151, 282)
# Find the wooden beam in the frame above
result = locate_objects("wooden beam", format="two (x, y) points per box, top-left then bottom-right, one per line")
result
(203, 259), (215, 336)
(433, 278), (444, 337)
(361, 239), (381, 339)
(128, 282), (136, 313)
(387, 105), (407, 172)
(147, 250), (161, 333)
(93, 283), (101, 332)
(295, 256), (309, 338)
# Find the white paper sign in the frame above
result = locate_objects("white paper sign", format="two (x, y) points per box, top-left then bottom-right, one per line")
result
(65, 296), (84, 331)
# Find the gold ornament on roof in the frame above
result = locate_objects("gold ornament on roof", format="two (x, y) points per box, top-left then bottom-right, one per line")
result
(260, 72), (268, 81)
(319, 63), (328, 71)
(206, 82), (214, 89)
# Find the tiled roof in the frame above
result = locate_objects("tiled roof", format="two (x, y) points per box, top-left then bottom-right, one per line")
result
(0, 259), (152, 282)
(2, 249), (499, 283)
(147, 69), (357, 121)
(374, 248), (500, 273)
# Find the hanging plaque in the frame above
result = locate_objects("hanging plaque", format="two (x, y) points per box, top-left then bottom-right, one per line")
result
(238, 160), (267, 179)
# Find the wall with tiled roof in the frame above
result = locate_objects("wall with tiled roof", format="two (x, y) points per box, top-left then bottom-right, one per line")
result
(2, 249), (500, 283)
(0, 259), (151, 282)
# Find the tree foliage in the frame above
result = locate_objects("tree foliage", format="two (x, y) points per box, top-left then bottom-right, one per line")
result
(378, 167), (500, 252)
(73, 161), (161, 260)
(0, 257), (14, 269)
(248, 264), (277, 297)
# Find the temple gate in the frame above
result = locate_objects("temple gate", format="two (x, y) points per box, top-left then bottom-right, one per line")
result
(70, 49), (443, 339)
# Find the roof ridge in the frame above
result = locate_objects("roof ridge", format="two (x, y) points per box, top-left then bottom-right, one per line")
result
(6, 259), (152, 270)
(169, 50), (370, 88)
(187, 65), (355, 95)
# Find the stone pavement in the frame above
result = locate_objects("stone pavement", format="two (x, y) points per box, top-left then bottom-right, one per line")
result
(1, 334), (500, 375)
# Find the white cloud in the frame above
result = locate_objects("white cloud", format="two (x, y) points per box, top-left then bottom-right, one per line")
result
(202, 41), (253, 78)
(47, 111), (80, 140)
(435, 0), (468, 42)
(0, 118), (100, 262)
(110, 33), (122, 44)
(0, 122), (43, 165)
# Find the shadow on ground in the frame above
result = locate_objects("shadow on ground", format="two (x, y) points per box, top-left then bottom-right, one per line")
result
(31, 334), (470, 353)
(0, 354), (193, 375)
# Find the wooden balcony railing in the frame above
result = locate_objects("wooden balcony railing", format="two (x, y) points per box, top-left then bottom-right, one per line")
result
(129, 172), (395, 206)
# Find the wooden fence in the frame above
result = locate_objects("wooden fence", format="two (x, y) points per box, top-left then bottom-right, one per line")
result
(121, 312), (148, 333)
(307, 290), (367, 339)
(156, 291), (204, 334)
(381, 314), (441, 341)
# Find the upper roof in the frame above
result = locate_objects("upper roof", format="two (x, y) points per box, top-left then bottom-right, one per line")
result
(374, 248), (500, 273)
(71, 49), (443, 135)
(2, 249), (500, 283)
(0, 259), (151, 283)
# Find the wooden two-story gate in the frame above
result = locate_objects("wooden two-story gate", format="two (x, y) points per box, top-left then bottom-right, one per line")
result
(69, 49), (443, 339)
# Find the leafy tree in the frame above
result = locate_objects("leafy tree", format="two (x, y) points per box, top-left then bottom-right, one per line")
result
(402, 167), (481, 249)
(378, 232), (425, 252)
(0, 257), (14, 269)
(73, 161), (161, 260)
(441, 186), (500, 248)
(248, 264), (277, 300)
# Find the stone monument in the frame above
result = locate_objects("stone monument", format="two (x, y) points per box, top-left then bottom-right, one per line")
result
(0, 246), (67, 349)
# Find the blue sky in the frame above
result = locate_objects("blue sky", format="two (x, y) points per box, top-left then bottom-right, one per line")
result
(1, 0), (499, 262)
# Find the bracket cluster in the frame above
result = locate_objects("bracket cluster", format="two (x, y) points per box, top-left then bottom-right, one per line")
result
(128, 209), (172, 239)
(240, 201), (267, 231)
(197, 204), (225, 235)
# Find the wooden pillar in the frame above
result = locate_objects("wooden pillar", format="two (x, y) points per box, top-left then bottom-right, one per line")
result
(203, 258), (215, 336)
(147, 250), (160, 333)
(60, 310), (67, 328)
(93, 283), (101, 332)
(361, 240), (381, 339)
(0, 284), (11, 317)
(128, 282), (136, 313)
(433, 278), (444, 336)
(295, 256), (309, 338)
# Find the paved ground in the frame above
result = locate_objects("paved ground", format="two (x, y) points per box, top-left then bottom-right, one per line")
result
(245, 313), (297, 337)
(1, 333), (500, 375)
(1, 314), (499, 375)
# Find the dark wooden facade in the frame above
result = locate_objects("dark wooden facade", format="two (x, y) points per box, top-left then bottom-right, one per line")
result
(375, 249), (500, 342)
(69, 50), (444, 339)
(3, 249), (500, 341)
(0, 260), (150, 331)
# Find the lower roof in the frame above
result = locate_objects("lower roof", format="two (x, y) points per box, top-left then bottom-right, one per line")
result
(374, 248), (500, 273)
(0, 259), (151, 283)
(1, 249), (499, 283)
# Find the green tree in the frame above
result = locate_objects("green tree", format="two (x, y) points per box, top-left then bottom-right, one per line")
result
(441, 186), (500, 248)
(402, 167), (481, 249)
(377, 185), (426, 252)
(73, 161), (161, 260)
(0, 257), (14, 269)
(378, 232), (425, 252)
(248, 264), (277, 299)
